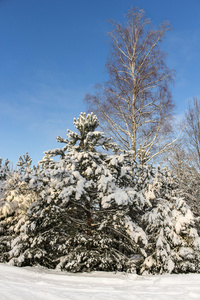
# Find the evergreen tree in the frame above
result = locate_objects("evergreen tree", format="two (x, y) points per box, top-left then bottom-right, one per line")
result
(0, 154), (39, 263)
(4, 113), (149, 272)
(141, 167), (200, 274)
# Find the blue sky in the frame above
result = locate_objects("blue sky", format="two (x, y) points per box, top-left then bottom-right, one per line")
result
(0, 0), (200, 166)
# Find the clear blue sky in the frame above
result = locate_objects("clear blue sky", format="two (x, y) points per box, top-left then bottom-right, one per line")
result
(1, 0), (200, 166)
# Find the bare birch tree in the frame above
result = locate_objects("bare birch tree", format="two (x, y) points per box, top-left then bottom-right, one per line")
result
(184, 97), (200, 170)
(85, 8), (175, 162)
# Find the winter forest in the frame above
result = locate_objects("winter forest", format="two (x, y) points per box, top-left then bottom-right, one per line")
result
(1, 8), (200, 276)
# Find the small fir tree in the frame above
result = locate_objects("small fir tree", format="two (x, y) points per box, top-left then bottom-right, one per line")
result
(0, 154), (39, 263)
(141, 167), (200, 274)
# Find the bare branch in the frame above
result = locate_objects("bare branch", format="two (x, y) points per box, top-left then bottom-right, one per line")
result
(85, 7), (175, 162)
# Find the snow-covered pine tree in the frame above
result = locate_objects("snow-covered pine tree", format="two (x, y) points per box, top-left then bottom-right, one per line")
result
(141, 166), (200, 274)
(0, 158), (12, 259)
(0, 154), (40, 263)
(5, 113), (150, 272)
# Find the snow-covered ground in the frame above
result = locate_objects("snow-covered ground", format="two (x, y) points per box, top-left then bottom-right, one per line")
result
(0, 264), (200, 300)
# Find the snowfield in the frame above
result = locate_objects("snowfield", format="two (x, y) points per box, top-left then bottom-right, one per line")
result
(0, 264), (200, 300)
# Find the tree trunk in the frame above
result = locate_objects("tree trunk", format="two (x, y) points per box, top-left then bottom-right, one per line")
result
(86, 200), (92, 250)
